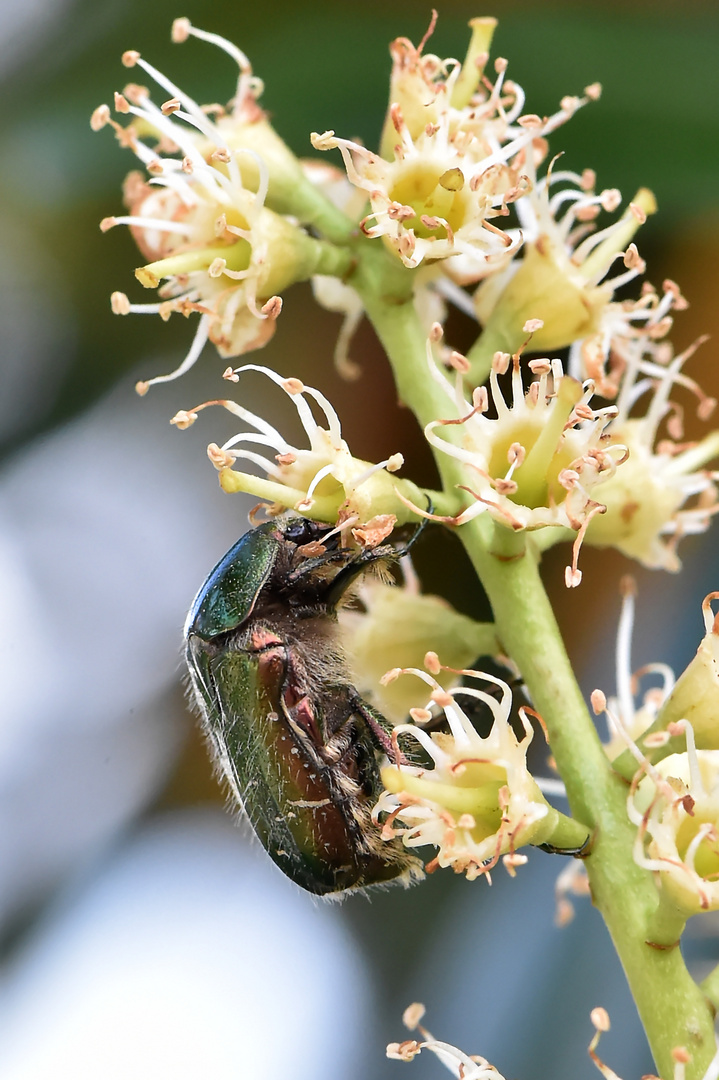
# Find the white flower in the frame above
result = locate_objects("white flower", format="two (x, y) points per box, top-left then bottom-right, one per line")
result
(93, 22), (345, 395)
(171, 363), (427, 528)
(311, 17), (597, 273)
(601, 577), (676, 762)
(387, 1002), (506, 1080)
(418, 324), (621, 586)
(569, 278), (698, 399)
(374, 658), (559, 881)
(584, 336), (719, 570)
(594, 687), (719, 917)
(632, 738), (719, 916)
(472, 160), (656, 367)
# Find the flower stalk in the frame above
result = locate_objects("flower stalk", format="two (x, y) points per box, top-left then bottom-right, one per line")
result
(354, 242), (717, 1080)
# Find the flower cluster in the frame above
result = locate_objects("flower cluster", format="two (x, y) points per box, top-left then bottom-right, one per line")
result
(93, 12), (719, 1078)
(94, 17), (719, 588)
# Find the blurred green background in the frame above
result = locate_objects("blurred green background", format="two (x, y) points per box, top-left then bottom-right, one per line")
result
(2, 0), (718, 1076)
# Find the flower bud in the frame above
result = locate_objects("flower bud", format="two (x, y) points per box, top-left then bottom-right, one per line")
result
(339, 581), (499, 724)
(473, 189), (656, 361)
(633, 748), (719, 916)
(653, 594), (719, 750)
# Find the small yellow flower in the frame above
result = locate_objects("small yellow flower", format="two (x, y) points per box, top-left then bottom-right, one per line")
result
(473, 166), (656, 365)
(594, 688), (719, 916)
(421, 325), (621, 586)
(312, 17), (595, 273)
(632, 741), (719, 916)
(585, 338), (719, 570)
(93, 22), (348, 395)
(304, 162), (478, 379)
(171, 363), (428, 527)
(374, 659), (565, 881)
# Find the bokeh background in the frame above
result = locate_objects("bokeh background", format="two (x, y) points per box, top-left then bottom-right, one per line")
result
(0, 1), (718, 1077)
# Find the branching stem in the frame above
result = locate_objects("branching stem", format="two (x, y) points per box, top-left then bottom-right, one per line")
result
(351, 236), (717, 1080)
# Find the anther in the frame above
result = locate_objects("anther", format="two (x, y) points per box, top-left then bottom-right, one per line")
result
(90, 104), (111, 130)
(171, 17), (191, 43)
(110, 291), (131, 314)
(261, 296), (283, 319)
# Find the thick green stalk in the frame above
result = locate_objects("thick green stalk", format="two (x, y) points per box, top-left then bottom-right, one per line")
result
(700, 964), (719, 1013)
(459, 531), (715, 1080)
(351, 240), (717, 1079)
(284, 179), (358, 245)
(349, 247), (470, 499)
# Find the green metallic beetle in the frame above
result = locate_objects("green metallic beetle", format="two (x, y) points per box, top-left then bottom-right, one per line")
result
(185, 515), (424, 896)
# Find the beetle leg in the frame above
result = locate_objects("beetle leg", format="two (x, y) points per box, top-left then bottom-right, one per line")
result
(322, 544), (395, 609)
(537, 836), (591, 858)
(346, 691), (412, 765)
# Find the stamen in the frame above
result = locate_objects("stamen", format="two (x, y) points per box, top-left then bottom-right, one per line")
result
(299, 463), (337, 508)
(102, 215), (198, 237)
(173, 20), (252, 74)
(221, 448), (282, 477)
(135, 314), (209, 394)
(615, 576), (637, 725)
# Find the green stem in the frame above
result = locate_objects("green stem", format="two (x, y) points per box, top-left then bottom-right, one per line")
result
(353, 240), (717, 1079)
(536, 810), (590, 853)
(700, 964), (719, 1014)
(463, 507), (716, 1080)
(465, 321), (524, 388)
(644, 896), (688, 950)
(349, 245), (469, 498)
(311, 239), (355, 279)
(282, 177), (358, 245)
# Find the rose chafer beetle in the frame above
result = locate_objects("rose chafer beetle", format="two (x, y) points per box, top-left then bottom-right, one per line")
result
(185, 514), (424, 896)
